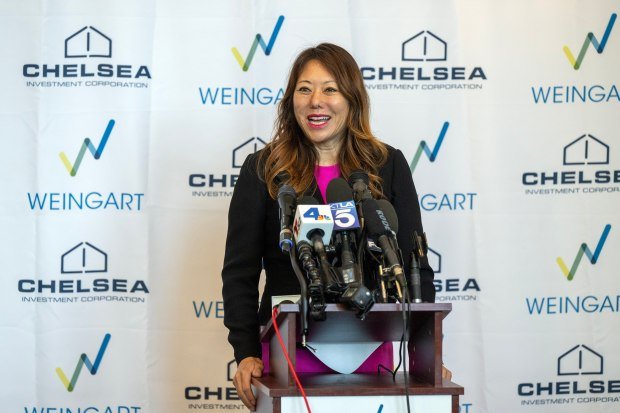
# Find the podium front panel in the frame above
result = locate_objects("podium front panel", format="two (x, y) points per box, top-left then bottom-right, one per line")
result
(281, 394), (452, 413)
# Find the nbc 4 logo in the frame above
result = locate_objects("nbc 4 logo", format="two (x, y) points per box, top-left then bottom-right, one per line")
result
(556, 224), (611, 281)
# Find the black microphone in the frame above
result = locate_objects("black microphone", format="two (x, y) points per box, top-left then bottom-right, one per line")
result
(277, 184), (297, 252)
(326, 178), (373, 317)
(348, 170), (373, 231)
(376, 199), (398, 233)
(362, 199), (407, 300)
(294, 196), (328, 320)
(348, 170), (373, 203)
(409, 232), (428, 303)
(326, 178), (360, 285)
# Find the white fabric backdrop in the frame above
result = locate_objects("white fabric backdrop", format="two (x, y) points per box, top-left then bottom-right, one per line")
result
(1, 1), (618, 412)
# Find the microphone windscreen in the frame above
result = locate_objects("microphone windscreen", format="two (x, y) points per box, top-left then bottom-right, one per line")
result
(326, 178), (353, 204)
(278, 184), (296, 198)
(362, 198), (392, 237)
(377, 199), (398, 233)
(348, 170), (369, 186)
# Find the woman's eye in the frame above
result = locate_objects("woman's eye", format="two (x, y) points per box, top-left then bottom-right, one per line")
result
(297, 87), (311, 93)
(325, 87), (337, 93)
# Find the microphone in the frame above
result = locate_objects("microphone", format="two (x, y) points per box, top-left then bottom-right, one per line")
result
(376, 199), (398, 233)
(362, 199), (407, 300)
(348, 170), (373, 203)
(292, 197), (334, 246)
(293, 196), (332, 320)
(326, 178), (373, 317)
(348, 170), (372, 230)
(326, 178), (360, 284)
(409, 231), (428, 303)
(277, 184), (297, 252)
(295, 196), (339, 300)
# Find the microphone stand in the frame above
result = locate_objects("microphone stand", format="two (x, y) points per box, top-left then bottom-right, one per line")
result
(409, 231), (427, 303)
(297, 241), (327, 321)
(288, 248), (310, 346)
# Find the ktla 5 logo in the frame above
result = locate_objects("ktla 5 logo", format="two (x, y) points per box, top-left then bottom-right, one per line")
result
(329, 201), (360, 231)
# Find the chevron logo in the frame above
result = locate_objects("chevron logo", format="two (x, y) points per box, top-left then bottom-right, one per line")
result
(55, 333), (111, 392)
(563, 13), (617, 70)
(556, 225), (611, 281)
(409, 122), (450, 174)
(59, 119), (115, 176)
(231, 16), (284, 71)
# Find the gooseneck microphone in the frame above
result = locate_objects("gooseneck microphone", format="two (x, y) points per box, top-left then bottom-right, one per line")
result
(277, 183), (310, 342)
(277, 184), (297, 252)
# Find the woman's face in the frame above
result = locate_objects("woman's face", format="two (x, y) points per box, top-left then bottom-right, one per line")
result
(293, 60), (350, 150)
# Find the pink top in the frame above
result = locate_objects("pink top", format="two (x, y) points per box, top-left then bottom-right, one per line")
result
(314, 164), (341, 202)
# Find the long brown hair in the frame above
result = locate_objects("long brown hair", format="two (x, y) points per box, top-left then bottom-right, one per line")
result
(259, 43), (388, 199)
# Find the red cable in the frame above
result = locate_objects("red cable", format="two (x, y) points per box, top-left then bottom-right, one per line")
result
(271, 306), (312, 413)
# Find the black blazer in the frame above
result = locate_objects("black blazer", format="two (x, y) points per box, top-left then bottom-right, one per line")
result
(221, 145), (435, 363)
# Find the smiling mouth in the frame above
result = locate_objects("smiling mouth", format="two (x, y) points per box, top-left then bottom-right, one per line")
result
(307, 115), (331, 127)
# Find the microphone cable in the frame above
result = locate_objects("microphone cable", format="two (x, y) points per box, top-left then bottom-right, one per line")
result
(272, 305), (312, 413)
(400, 291), (412, 413)
(288, 248), (309, 345)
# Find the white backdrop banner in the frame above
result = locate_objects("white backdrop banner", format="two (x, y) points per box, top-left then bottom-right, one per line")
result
(1, 1), (618, 412)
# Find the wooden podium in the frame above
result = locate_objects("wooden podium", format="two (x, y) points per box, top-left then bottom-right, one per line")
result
(252, 303), (464, 413)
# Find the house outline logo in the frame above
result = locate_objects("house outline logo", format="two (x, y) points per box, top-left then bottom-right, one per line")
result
(557, 344), (603, 376)
(232, 137), (267, 168)
(61, 242), (108, 274)
(64, 26), (112, 58)
(402, 30), (447, 62)
(563, 134), (610, 166)
(427, 247), (442, 274)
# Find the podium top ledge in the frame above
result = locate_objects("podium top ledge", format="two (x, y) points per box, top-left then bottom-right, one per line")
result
(275, 302), (452, 315)
(261, 302), (452, 343)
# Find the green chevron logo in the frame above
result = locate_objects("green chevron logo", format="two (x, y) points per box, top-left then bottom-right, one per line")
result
(231, 16), (284, 71)
(56, 333), (111, 392)
(59, 119), (115, 176)
(563, 13), (616, 70)
(556, 225), (611, 281)
(409, 122), (450, 174)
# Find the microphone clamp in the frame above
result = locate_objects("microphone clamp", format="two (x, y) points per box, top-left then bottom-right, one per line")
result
(279, 229), (294, 252)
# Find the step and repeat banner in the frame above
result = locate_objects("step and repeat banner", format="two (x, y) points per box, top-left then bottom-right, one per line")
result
(1, 1), (618, 412)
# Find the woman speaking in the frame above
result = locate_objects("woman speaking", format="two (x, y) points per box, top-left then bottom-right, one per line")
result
(221, 43), (435, 411)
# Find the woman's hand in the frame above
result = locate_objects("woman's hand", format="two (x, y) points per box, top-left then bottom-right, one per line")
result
(232, 356), (264, 411)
